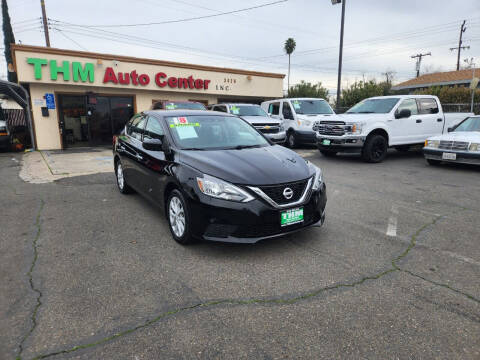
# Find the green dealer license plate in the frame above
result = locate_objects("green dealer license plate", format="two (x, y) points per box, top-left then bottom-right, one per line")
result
(322, 139), (331, 145)
(281, 208), (304, 227)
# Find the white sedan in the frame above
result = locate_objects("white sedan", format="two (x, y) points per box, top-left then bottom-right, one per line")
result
(423, 116), (480, 166)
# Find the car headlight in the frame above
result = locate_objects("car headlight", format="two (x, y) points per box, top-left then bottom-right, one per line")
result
(469, 143), (480, 151)
(307, 162), (324, 191)
(297, 119), (311, 127)
(196, 174), (254, 202)
(345, 122), (364, 135)
(425, 140), (439, 148)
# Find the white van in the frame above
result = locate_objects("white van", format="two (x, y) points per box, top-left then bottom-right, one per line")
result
(261, 98), (336, 147)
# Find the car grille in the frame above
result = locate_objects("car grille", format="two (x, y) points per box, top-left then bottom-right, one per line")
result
(315, 121), (347, 136)
(204, 202), (320, 239)
(253, 123), (281, 134)
(438, 140), (469, 151)
(258, 179), (309, 205)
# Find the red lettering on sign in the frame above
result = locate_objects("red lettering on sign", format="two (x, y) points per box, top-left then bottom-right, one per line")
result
(138, 74), (150, 86)
(103, 67), (118, 84)
(204, 79), (210, 89)
(118, 72), (130, 85)
(131, 70), (138, 85)
(178, 78), (189, 89)
(155, 72), (167, 87)
(188, 76), (194, 89)
(194, 79), (203, 89)
(168, 77), (178, 88)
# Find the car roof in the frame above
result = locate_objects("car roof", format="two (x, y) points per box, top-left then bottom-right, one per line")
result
(263, 97), (328, 102)
(367, 95), (438, 100)
(146, 110), (236, 118)
(214, 103), (260, 106)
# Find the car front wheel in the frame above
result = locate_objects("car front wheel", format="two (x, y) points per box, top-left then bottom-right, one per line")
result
(167, 189), (195, 245)
(287, 131), (297, 148)
(362, 134), (388, 163)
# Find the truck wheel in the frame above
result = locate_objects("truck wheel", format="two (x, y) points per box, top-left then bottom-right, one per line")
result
(362, 134), (388, 163)
(287, 131), (297, 148)
(426, 159), (442, 166)
(320, 150), (337, 157)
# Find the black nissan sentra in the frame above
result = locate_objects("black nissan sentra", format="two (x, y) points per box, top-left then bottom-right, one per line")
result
(113, 110), (327, 244)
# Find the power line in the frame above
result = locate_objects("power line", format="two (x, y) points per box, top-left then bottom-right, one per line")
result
(52, 28), (88, 51)
(58, 0), (289, 28)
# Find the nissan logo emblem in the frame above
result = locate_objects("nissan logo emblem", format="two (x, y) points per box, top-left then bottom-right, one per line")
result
(283, 187), (293, 200)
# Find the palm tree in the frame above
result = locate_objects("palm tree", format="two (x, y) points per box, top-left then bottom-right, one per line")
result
(284, 38), (296, 94)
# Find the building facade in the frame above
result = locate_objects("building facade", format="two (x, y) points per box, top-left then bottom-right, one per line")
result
(12, 45), (284, 150)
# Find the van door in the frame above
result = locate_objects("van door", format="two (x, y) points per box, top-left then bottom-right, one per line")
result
(417, 98), (443, 140)
(390, 98), (421, 144)
(267, 102), (281, 120)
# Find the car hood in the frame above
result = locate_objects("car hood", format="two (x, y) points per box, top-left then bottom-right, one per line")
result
(338, 113), (390, 122)
(240, 116), (280, 124)
(297, 114), (338, 121)
(178, 145), (312, 185)
(428, 131), (480, 142)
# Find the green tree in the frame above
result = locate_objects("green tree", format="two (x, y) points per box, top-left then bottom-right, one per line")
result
(284, 38), (296, 92)
(2, 0), (17, 82)
(339, 80), (391, 109)
(287, 80), (329, 99)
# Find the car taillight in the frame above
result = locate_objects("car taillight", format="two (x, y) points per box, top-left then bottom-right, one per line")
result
(113, 135), (117, 147)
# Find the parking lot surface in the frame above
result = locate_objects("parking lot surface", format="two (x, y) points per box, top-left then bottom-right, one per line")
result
(1, 149), (479, 360)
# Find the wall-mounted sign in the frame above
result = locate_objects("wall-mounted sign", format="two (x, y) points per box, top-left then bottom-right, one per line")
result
(45, 93), (55, 109)
(26, 58), (212, 91)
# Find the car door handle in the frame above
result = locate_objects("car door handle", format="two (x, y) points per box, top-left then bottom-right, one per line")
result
(437, 118), (443, 122)
(416, 119), (422, 123)
(135, 154), (143, 160)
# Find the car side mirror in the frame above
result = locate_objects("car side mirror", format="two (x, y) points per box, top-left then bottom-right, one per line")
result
(447, 127), (454, 132)
(142, 138), (163, 151)
(395, 109), (411, 119)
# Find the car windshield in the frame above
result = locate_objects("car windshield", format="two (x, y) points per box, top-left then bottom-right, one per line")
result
(346, 98), (400, 114)
(454, 117), (480, 132)
(166, 115), (270, 150)
(291, 99), (333, 114)
(230, 105), (268, 117)
(165, 102), (206, 110)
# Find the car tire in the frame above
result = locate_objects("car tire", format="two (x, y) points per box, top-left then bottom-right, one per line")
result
(319, 149), (337, 157)
(362, 134), (388, 163)
(166, 189), (196, 245)
(426, 158), (442, 166)
(115, 161), (133, 194)
(287, 131), (297, 148)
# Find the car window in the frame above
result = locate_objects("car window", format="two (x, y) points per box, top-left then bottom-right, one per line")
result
(454, 117), (480, 132)
(143, 116), (165, 140)
(127, 114), (146, 140)
(214, 105), (227, 113)
(347, 98), (400, 114)
(268, 102), (280, 115)
(396, 99), (418, 116)
(282, 102), (294, 119)
(418, 98), (439, 114)
(290, 99), (334, 115)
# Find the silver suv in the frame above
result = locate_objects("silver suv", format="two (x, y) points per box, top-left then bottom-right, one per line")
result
(208, 103), (286, 144)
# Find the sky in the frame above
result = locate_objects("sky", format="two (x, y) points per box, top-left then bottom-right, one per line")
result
(2, 0), (480, 96)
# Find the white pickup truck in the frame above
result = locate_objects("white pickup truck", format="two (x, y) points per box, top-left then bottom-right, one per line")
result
(314, 95), (473, 162)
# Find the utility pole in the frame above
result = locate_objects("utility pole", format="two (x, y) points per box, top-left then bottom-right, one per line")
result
(464, 58), (477, 113)
(331, 0), (346, 112)
(40, 0), (50, 47)
(411, 53), (431, 77)
(449, 20), (468, 71)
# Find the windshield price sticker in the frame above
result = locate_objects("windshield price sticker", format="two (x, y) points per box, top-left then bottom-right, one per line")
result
(165, 103), (177, 109)
(281, 207), (304, 226)
(292, 100), (301, 110)
(231, 106), (240, 115)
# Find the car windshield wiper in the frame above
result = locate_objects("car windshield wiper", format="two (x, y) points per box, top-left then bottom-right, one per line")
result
(182, 147), (207, 151)
(232, 144), (262, 150)
(357, 111), (375, 113)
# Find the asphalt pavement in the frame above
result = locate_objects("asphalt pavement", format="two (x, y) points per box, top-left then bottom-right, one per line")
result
(1, 148), (479, 360)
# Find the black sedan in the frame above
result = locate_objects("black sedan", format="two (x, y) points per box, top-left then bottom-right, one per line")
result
(113, 110), (327, 244)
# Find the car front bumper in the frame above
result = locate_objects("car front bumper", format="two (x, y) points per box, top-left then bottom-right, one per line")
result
(423, 148), (480, 165)
(189, 183), (327, 243)
(265, 130), (286, 143)
(316, 134), (365, 151)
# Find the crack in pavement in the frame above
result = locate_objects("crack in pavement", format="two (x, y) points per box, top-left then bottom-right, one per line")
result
(16, 200), (45, 360)
(27, 209), (480, 360)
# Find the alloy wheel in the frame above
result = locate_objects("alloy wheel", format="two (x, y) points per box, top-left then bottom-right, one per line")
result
(117, 163), (124, 189)
(372, 138), (387, 161)
(169, 196), (186, 238)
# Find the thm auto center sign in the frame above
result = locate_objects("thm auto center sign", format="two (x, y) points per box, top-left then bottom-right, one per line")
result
(26, 58), (211, 90)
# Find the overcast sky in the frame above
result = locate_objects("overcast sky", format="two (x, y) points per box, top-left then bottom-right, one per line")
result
(2, 0), (480, 94)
